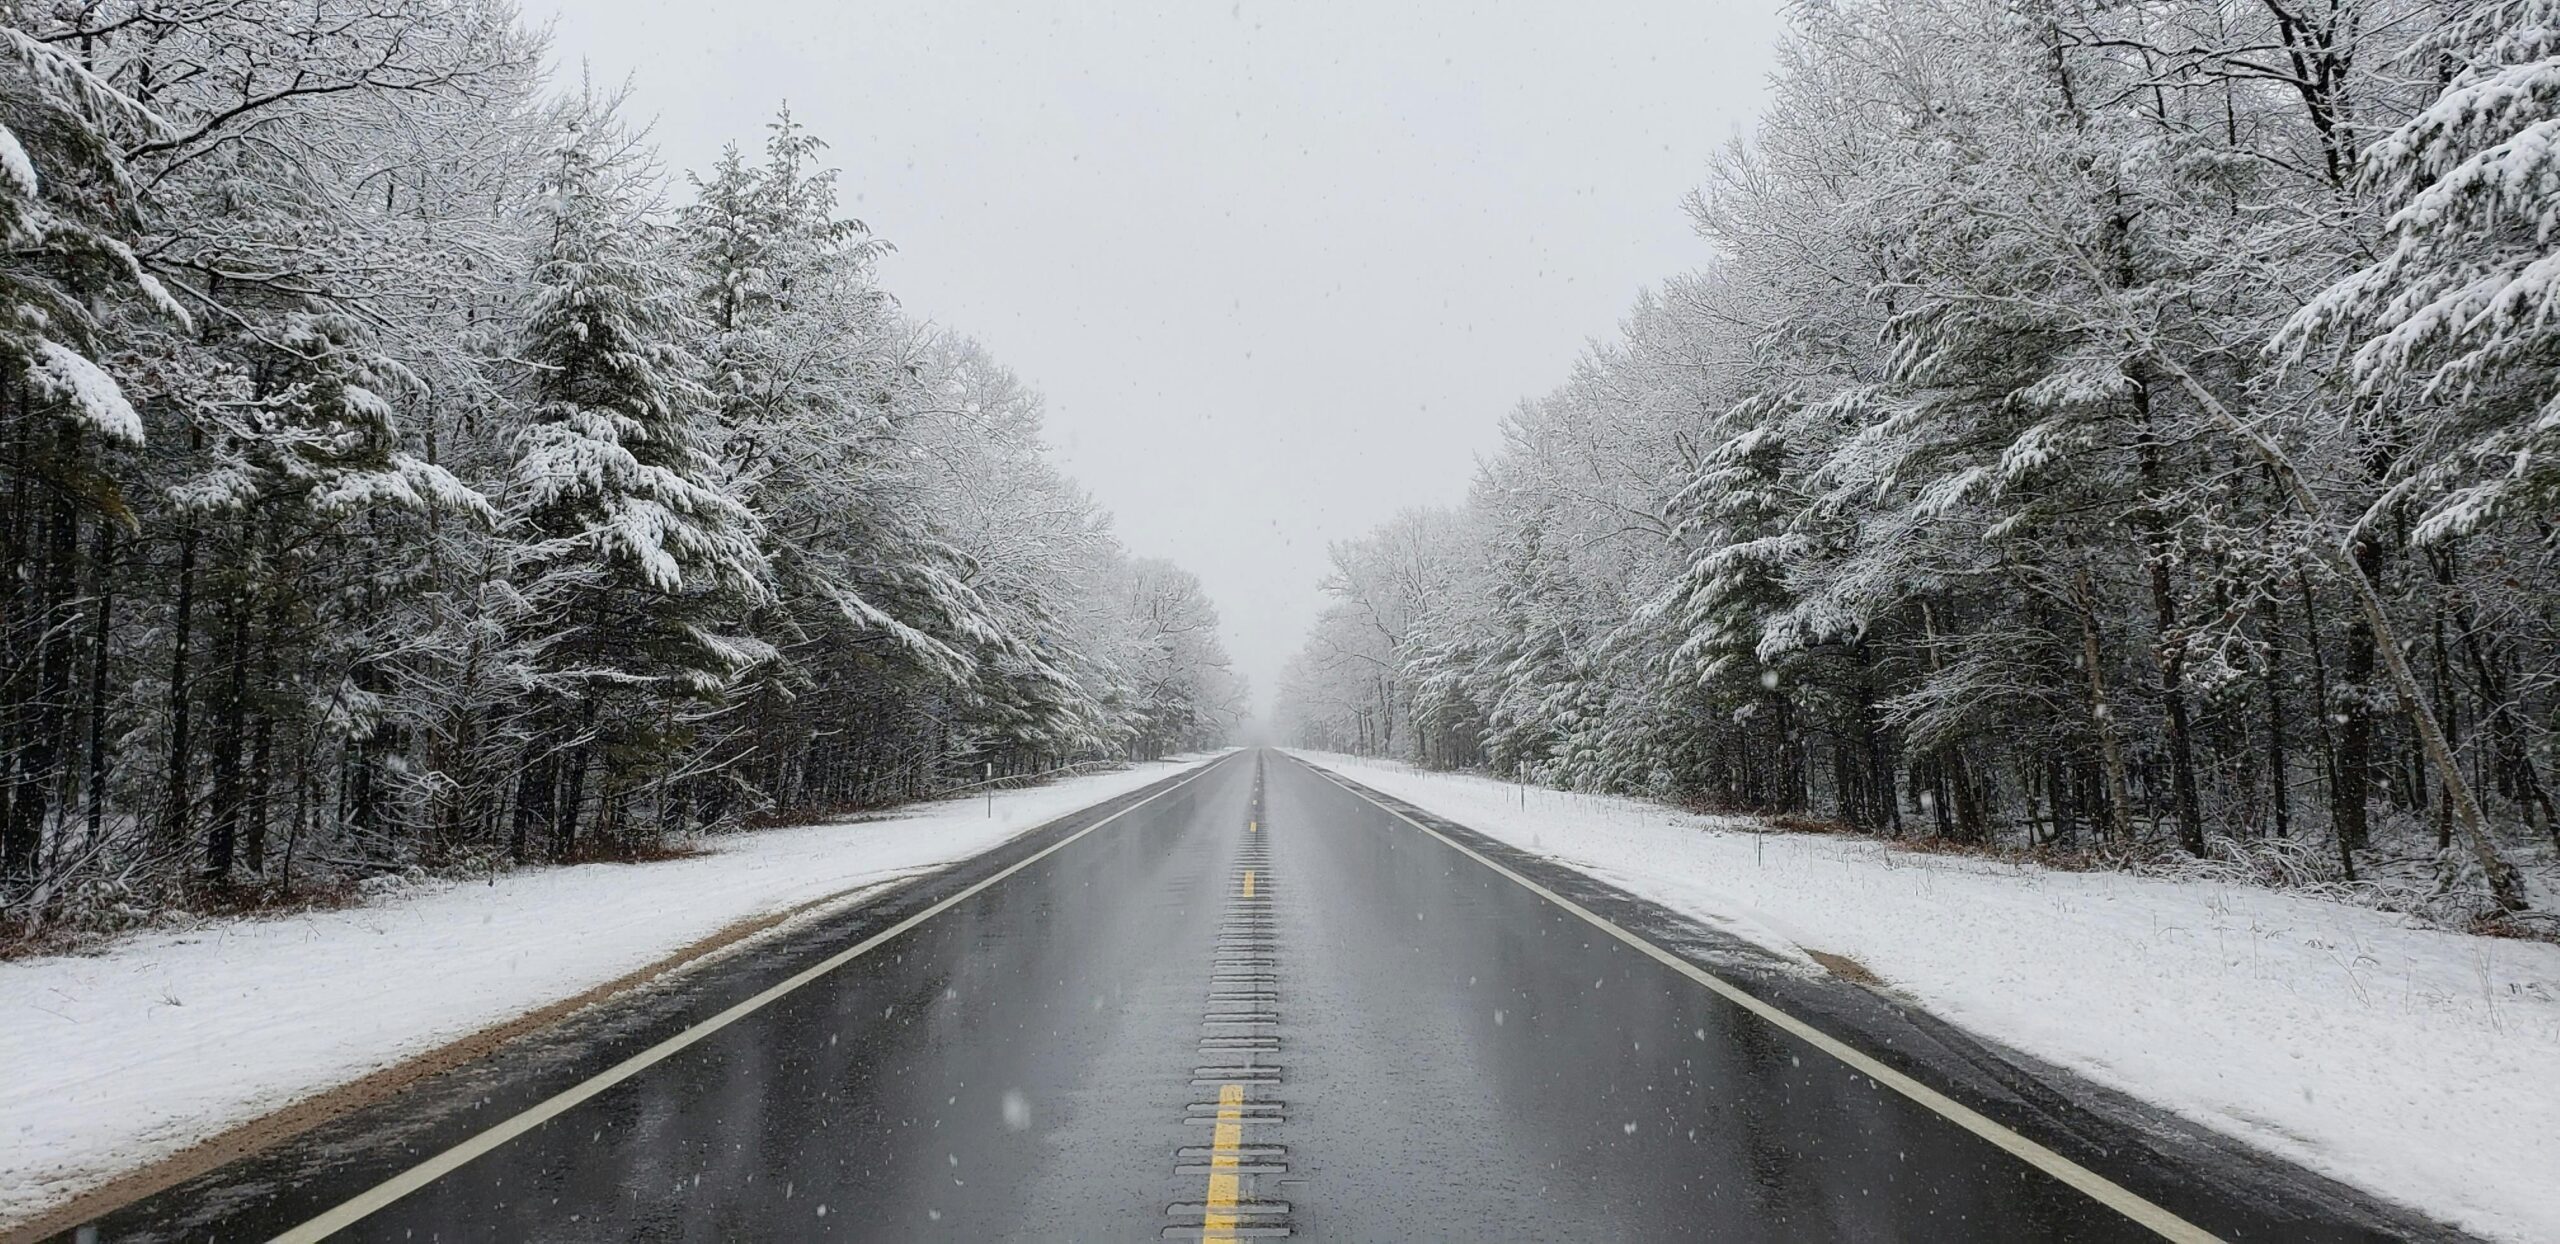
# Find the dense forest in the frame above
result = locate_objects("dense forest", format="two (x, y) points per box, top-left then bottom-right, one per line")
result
(0, 2), (1239, 934)
(1279, 0), (2559, 919)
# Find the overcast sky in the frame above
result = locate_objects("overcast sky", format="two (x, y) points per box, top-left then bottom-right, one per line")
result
(535, 0), (1786, 717)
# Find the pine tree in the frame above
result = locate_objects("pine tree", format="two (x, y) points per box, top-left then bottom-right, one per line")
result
(506, 92), (767, 859)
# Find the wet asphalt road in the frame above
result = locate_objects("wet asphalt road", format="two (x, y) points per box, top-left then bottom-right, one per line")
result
(69, 749), (2457, 1242)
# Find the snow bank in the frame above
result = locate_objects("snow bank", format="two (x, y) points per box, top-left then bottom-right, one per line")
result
(1296, 752), (2560, 1243)
(0, 755), (1219, 1229)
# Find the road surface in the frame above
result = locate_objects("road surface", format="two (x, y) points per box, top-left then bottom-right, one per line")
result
(68, 750), (2454, 1241)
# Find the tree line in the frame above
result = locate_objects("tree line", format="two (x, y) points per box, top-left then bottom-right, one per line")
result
(1278, 0), (2557, 917)
(0, 1), (1240, 933)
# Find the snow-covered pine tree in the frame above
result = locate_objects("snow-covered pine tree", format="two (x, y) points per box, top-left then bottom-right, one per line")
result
(1656, 394), (1818, 814)
(506, 90), (767, 860)
(680, 113), (1006, 810)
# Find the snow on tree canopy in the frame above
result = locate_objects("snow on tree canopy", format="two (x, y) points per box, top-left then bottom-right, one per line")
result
(28, 338), (142, 443)
(0, 121), (36, 199)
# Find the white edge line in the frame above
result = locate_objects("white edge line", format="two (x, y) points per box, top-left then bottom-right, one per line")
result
(267, 756), (1232, 1243)
(1290, 755), (2220, 1244)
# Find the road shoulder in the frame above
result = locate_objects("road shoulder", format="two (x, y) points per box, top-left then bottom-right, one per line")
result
(1287, 752), (2486, 1243)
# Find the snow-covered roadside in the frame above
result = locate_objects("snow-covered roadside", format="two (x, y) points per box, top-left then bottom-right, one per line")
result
(0, 753), (1222, 1230)
(1295, 752), (2560, 1243)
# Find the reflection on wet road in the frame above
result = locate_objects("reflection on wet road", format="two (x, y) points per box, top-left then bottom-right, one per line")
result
(83, 750), (2435, 1241)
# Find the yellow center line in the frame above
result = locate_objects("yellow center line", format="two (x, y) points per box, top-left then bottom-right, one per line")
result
(1203, 1082), (1244, 1241)
(1242, 869), (1256, 898)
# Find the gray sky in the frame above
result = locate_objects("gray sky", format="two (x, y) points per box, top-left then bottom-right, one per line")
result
(536, 0), (1786, 716)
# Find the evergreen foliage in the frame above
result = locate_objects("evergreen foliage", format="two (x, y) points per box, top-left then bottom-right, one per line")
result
(0, 4), (1239, 930)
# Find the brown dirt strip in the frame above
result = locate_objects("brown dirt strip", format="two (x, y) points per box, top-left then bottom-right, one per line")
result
(1804, 948), (1882, 986)
(1, 875), (911, 1243)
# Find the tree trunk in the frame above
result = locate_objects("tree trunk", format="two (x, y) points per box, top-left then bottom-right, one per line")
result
(556, 694), (599, 860)
(83, 522), (112, 849)
(2335, 585), (2376, 855)
(509, 741), (549, 865)
(162, 519), (200, 855)
(6, 457), (83, 889)
(2261, 600), (2291, 839)
(2047, 752), (2076, 845)
(2129, 378), (2204, 854)
(2297, 574), (2355, 879)
(0, 397), (27, 890)
(2426, 551), (2459, 851)
(2449, 598), (2558, 848)
(206, 559), (252, 881)
(245, 577), (284, 876)
(246, 711), (273, 876)
(2074, 563), (2137, 842)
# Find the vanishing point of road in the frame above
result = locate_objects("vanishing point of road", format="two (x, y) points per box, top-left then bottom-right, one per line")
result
(66, 750), (2457, 1241)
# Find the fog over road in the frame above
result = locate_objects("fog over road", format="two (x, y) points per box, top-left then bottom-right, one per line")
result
(78, 752), (2446, 1241)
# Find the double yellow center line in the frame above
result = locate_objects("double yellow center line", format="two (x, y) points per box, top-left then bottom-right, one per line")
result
(1200, 813), (1269, 1243)
(1202, 1082), (1247, 1241)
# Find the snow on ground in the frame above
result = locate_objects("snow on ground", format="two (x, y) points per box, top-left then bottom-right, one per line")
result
(0, 754), (1219, 1230)
(1297, 752), (2560, 1243)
